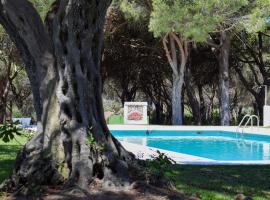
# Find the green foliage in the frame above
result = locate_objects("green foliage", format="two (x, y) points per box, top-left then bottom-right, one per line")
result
(86, 132), (96, 146)
(148, 0), (270, 43)
(86, 129), (105, 153)
(149, 0), (249, 41)
(115, 0), (150, 23)
(144, 150), (176, 178)
(119, 0), (149, 22)
(0, 123), (33, 145)
(30, 0), (54, 20)
(12, 108), (23, 118)
(0, 123), (23, 143)
(211, 109), (220, 125)
(242, 0), (270, 33)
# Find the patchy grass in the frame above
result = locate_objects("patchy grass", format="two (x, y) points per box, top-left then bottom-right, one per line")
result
(0, 135), (28, 199)
(0, 139), (27, 180)
(166, 165), (270, 200)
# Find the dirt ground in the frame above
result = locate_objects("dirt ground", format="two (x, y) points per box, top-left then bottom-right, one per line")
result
(2, 181), (200, 200)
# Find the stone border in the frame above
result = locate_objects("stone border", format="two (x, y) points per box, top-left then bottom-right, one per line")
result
(120, 141), (270, 165)
(108, 125), (270, 135)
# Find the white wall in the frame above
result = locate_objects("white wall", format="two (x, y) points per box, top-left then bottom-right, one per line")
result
(264, 106), (270, 127)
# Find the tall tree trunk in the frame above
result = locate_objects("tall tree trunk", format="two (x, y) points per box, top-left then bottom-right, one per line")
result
(255, 94), (264, 125)
(0, 61), (13, 123)
(185, 68), (201, 125)
(0, 104), (6, 123)
(218, 31), (231, 126)
(172, 75), (183, 125)
(154, 102), (162, 124)
(198, 84), (207, 124)
(163, 33), (188, 125)
(0, 0), (133, 192)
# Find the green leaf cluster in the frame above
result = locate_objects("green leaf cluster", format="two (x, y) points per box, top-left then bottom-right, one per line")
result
(242, 0), (270, 33)
(119, 0), (149, 22)
(144, 150), (176, 177)
(86, 129), (105, 153)
(0, 123), (23, 143)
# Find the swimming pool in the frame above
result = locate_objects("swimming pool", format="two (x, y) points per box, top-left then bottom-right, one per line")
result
(112, 130), (270, 162)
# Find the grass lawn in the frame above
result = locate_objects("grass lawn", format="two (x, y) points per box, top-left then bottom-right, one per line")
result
(166, 165), (270, 200)
(0, 135), (28, 198)
(0, 136), (29, 181)
(1, 136), (270, 200)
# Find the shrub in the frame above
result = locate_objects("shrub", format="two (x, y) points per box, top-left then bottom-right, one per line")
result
(0, 123), (23, 143)
(142, 150), (176, 187)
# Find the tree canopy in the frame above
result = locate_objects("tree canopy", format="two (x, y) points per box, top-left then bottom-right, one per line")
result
(149, 0), (269, 41)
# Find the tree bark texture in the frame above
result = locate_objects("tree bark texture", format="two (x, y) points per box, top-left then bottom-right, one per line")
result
(185, 67), (202, 125)
(218, 31), (231, 126)
(172, 75), (183, 125)
(0, 0), (133, 191)
(163, 33), (188, 125)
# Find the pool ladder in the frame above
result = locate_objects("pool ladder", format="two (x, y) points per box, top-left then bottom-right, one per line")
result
(237, 114), (259, 136)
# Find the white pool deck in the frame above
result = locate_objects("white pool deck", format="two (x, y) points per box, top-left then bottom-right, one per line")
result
(108, 125), (270, 165)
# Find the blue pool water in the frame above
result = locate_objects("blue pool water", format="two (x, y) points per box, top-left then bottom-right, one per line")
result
(111, 130), (270, 161)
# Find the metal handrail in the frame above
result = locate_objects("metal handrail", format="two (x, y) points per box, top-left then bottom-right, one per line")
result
(237, 114), (251, 131)
(244, 117), (252, 127)
(237, 114), (260, 136)
(237, 114), (250, 136)
(250, 115), (259, 128)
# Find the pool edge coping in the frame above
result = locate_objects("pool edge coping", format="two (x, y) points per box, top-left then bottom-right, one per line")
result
(110, 125), (270, 165)
(108, 125), (270, 136)
(120, 140), (270, 165)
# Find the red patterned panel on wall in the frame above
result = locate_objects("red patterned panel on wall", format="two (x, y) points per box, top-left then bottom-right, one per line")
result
(127, 105), (143, 121)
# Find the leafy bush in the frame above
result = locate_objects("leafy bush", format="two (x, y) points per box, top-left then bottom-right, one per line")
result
(184, 115), (195, 125)
(210, 109), (220, 125)
(142, 150), (176, 187)
(12, 109), (23, 118)
(0, 123), (23, 143)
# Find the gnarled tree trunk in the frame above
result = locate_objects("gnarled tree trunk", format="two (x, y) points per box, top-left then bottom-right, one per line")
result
(0, 0), (133, 192)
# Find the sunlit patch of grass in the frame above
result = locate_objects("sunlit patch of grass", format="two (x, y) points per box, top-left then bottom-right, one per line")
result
(0, 135), (28, 184)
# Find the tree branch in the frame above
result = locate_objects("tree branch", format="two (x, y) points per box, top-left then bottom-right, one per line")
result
(206, 35), (222, 49)
(170, 32), (188, 76)
(163, 34), (178, 76)
(0, 0), (56, 122)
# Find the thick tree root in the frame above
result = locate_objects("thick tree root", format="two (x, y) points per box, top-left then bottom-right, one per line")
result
(0, 136), (135, 196)
(0, 136), (63, 195)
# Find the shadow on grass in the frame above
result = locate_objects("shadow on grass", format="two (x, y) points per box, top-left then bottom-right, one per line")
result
(0, 145), (22, 183)
(168, 165), (270, 199)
